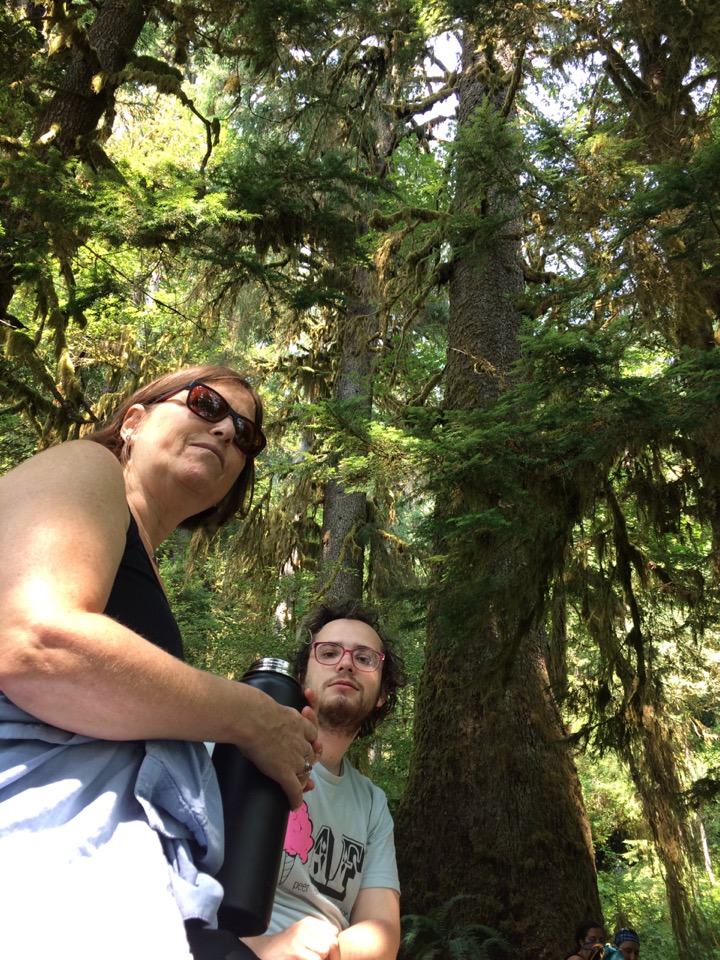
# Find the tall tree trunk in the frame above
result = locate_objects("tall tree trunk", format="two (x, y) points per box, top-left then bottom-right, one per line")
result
(395, 31), (601, 958)
(320, 263), (374, 604)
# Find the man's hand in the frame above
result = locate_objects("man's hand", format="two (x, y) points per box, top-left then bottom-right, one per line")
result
(242, 917), (339, 960)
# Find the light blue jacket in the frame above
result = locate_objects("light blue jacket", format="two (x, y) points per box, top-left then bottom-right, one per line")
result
(0, 693), (225, 955)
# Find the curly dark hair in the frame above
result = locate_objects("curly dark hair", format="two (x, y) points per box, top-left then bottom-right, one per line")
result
(88, 364), (264, 531)
(293, 600), (407, 739)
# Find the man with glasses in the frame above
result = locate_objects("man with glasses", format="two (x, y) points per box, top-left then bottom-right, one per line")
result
(241, 601), (407, 960)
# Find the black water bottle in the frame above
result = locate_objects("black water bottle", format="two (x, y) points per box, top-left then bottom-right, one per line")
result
(212, 657), (306, 937)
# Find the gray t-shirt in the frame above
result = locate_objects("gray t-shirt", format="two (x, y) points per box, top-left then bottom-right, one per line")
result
(268, 759), (399, 933)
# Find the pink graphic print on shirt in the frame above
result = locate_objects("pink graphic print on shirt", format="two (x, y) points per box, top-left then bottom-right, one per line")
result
(279, 803), (314, 884)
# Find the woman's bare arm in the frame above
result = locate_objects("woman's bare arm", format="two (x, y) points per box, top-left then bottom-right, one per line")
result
(0, 440), (318, 807)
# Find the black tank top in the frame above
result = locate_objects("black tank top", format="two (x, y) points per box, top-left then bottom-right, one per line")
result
(103, 513), (184, 660)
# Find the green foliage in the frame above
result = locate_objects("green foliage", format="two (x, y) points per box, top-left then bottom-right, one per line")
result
(0, 410), (37, 476)
(591, 789), (720, 960)
(400, 896), (511, 960)
(0, 8), (38, 138)
(208, 135), (372, 293)
(2, 0), (720, 952)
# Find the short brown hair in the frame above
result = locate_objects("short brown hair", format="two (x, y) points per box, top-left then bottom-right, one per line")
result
(88, 364), (264, 531)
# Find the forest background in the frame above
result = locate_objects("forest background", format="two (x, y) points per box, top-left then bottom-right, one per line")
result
(2, 1), (720, 958)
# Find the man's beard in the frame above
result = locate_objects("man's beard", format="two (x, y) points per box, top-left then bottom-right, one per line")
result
(318, 693), (372, 737)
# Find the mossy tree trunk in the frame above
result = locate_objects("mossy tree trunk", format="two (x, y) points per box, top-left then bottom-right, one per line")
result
(1, 0), (151, 324)
(320, 262), (375, 604)
(395, 30), (602, 958)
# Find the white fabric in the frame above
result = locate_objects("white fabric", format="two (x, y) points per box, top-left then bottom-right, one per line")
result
(0, 693), (224, 960)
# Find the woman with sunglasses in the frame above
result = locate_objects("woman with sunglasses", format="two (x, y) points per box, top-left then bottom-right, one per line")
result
(0, 365), (320, 960)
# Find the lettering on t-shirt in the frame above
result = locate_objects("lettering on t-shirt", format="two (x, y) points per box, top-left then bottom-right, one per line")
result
(310, 824), (365, 904)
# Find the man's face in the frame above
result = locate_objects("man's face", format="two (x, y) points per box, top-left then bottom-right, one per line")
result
(304, 618), (386, 736)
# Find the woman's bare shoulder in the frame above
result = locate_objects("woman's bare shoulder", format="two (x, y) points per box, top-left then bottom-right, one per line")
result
(0, 439), (128, 523)
(1, 438), (121, 483)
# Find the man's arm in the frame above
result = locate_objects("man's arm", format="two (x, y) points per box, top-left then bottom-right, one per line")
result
(241, 916), (339, 960)
(335, 887), (400, 960)
(240, 887), (400, 960)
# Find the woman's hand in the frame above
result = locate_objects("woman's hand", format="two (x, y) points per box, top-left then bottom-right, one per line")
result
(231, 687), (320, 810)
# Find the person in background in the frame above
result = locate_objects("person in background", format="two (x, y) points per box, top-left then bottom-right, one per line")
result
(565, 921), (606, 960)
(606, 929), (641, 960)
(241, 600), (407, 960)
(0, 366), (320, 960)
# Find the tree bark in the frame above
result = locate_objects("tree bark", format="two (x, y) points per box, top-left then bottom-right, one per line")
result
(35, 0), (150, 153)
(320, 263), (375, 604)
(395, 30), (602, 958)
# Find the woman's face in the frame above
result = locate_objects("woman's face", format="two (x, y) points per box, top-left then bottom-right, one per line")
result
(122, 380), (254, 514)
(618, 942), (640, 960)
(579, 928), (605, 957)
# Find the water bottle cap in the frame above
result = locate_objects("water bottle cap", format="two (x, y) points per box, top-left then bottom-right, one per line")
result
(245, 657), (298, 680)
